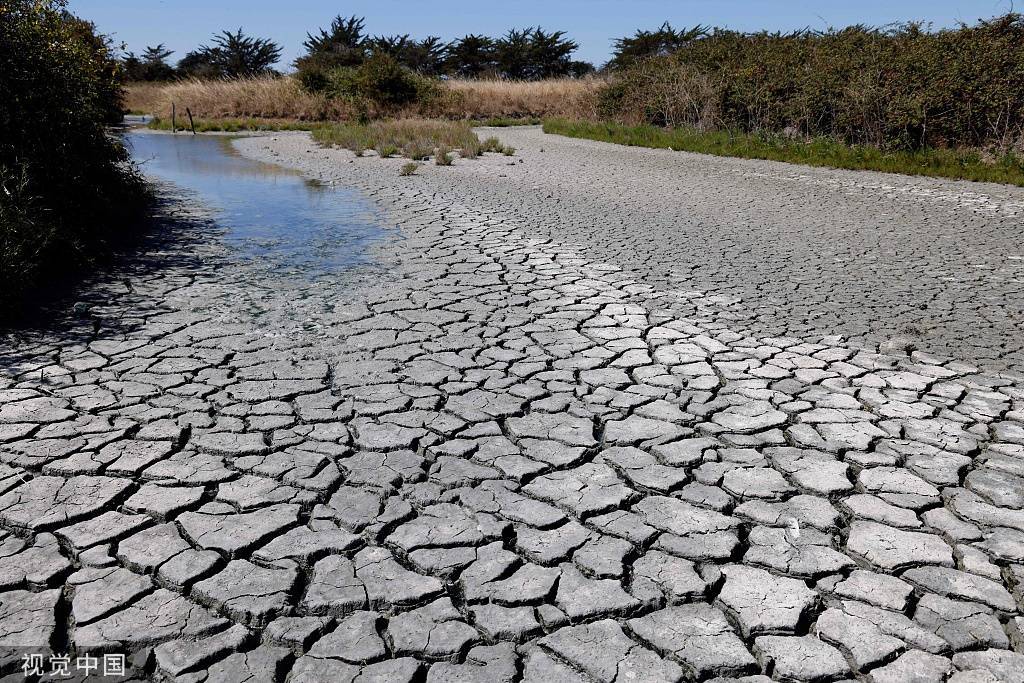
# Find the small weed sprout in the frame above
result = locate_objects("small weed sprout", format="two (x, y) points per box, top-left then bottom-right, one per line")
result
(502, 146), (516, 156)
(435, 146), (454, 166)
(377, 144), (399, 158)
(399, 162), (420, 176)
(481, 136), (503, 152)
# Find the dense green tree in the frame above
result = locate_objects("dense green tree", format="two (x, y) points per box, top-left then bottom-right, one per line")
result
(524, 27), (580, 78)
(357, 33), (449, 75)
(179, 29), (281, 78)
(122, 44), (176, 81)
(608, 22), (707, 69)
(297, 14), (367, 72)
(492, 27), (580, 79)
(444, 34), (497, 77)
(295, 16), (583, 81)
(493, 28), (532, 79)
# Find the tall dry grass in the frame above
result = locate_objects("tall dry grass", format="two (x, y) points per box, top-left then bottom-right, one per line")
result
(444, 78), (602, 119)
(125, 76), (603, 122)
(125, 77), (352, 121)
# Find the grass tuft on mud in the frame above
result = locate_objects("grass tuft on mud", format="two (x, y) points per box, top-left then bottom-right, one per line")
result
(544, 119), (1024, 187)
(313, 119), (482, 160)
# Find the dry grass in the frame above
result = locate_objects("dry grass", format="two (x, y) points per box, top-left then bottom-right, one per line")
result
(125, 76), (604, 122)
(124, 77), (352, 121)
(443, 78), (602, 119)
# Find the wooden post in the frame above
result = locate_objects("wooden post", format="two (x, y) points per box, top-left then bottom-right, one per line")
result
(171, 102), (176, 134)
(186, 107), (196, 135)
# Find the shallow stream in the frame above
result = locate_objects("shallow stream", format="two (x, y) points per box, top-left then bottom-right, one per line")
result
(127, 132), (385, 273)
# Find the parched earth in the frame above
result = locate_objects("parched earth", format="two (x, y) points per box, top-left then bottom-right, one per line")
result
(0, 129), (1023, 682)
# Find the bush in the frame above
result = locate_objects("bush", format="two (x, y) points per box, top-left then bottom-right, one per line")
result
(598, 58), (721, 130)
(599, 15), (1024, 152)
(307, 54), (440, 111)
(0, 0), (148, 315)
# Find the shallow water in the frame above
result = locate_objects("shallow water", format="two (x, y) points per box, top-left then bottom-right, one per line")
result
(127, 132), (386, 273)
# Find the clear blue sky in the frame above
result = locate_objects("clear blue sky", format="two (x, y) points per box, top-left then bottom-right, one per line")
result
(71, 0), (1011, 68)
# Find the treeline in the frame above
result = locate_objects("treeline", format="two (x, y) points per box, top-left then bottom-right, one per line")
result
(1, 0), (147, 314)
(600, 15), (1024, 151)
(123, 16), (593, 82)
(124, 30), (282, 80)
(125, 12), (1024, 154)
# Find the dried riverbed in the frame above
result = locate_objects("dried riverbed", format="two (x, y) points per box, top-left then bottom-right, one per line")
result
(0, 129), (1022, 681)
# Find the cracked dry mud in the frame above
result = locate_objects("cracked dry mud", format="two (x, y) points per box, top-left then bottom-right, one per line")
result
(1, 127), (1024, 682)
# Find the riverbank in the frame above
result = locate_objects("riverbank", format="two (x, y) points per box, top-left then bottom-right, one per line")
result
(129, 89), (1024, 185)
(544, 119), (1024, 188)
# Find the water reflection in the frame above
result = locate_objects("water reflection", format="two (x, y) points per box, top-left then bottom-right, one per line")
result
(127, 132), (385, 272)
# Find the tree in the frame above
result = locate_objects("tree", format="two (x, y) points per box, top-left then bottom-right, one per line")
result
(297, 14), (367, 71)
(444, 34), (497, 77)
(176, 50), (221, 79)
(400, 36), (448, 75)
(179, 28), (281, 78)
(567, 60), (596, 78)
(609, 22), (707, 69)
(366, 34), (448, 75)
(494, 28), (533, 79)
(122, 44), (175, 81)
(525, 27), (579, 78)
(366, 34), (411, 61)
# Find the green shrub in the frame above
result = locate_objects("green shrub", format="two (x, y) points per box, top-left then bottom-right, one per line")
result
(296, 67), (330, 93)
(0, 0), (148, 315)
(399, 162), (420, 176)
(600, 15), (1024, 152)
(315, 53), (440, 110)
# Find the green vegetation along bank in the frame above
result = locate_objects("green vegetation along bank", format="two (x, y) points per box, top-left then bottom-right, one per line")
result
(544, 119), (1024, 187)
(1, 0), (148, 316)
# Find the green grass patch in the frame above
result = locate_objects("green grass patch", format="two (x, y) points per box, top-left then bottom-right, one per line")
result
(147, 117), (321, 133)
(473, 117), (542, 127)
(313, 119), (482, 160)
(543, 119), (1024, 187)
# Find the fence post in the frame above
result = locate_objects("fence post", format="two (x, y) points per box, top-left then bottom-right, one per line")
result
(171, 102), (176, 134)
(186, 107), (196, 135)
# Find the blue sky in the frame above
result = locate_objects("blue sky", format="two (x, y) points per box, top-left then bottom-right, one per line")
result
(72, 0), (1010, 68)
